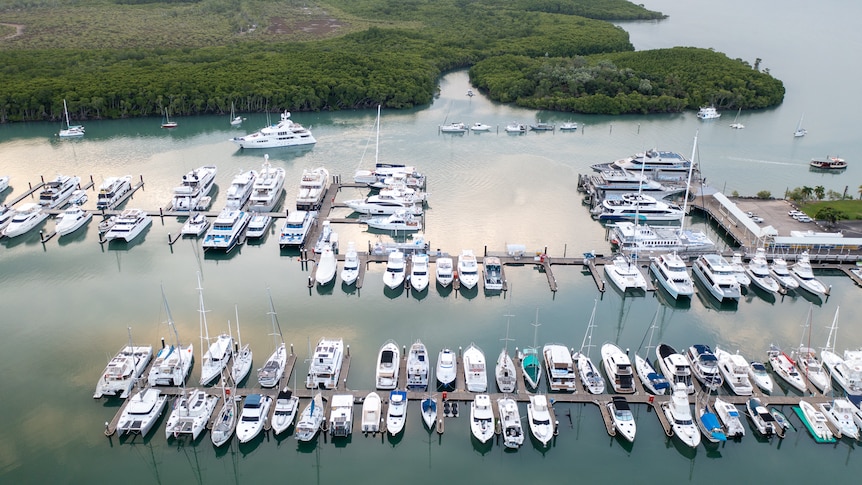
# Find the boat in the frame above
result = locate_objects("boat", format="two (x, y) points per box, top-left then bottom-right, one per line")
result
(746, 248), (781, 295)
(225, 169), (258, 211)
(103, 208), (152, 243)
(607, 396), (637, 442)
(161, 107), (177, 128)
(685, 344), (723, 390)
(236, 393), (272, 443)
(748, 361), (774, 394)
(527, 394), (554, 446)
(0, 175), (8, 193)
(795, 305), (831, 393)
(794, 114), (807, 137)
(354, 163), (425, 190)
(729, 107), (745, 129)
(210, 380), (237, 447)
(386, 390), (408, 436)
(313, 219), (338, 254)
(68, 189), (87, 206)
(147, 290), (194, 387)
(604, 255), (648, 292)
(306, 338), (344, 390)
(584, 169), (675, 193)
(383, 250), (406, 289)
(634, 310), (669, 395)
(594, 192), (684, 222)
(421, 395), (437, 430)
(600, 148), (693, 174)
(93, 329), (153, 399)
(482, 256), (504, 291)
(470, 122), (492, 132)
(496, 319), (517, 393)
(610, 220), (715, 256)
(165, 388), (218, 440)
(58, 99), (85, 137)
(662, 383), (701, 448)
(436, 348), (457, 391)
(375, 340), (400, 390)
(340, 242), (360, 286)
(271, 387), (300, 435)
(649, 252), (695, 299)
(440, 122), (467, 133)
(231, 307), (253, 384)
(530, 122), (555, 131)
(345, 194), (423, 216)
(408, 253), (430, 292)
(574, 301), (605, 394)
(469, 394), (494, 443)
(820, 398), (860, 440)
(714, 348), (754, 396)
(821, 309), (862, 399)
(278, 210), (316, 248)
(728, 253), (751, 287)
(197, 274), (233, 386)
(521, 308), (542, 390)
(201, 208), (250, 252)
(463, 343), (488, 392)
(295, 392), (325, 441)
(497, 397), (524, 448)
(117, 388), (168, 436)
(601, 343), (636, 394)
(296, 167), (330, 211)
(95, 176), (132, 210)
(56, 205), (92, 236)
(170, 165), (217, 212)
(691, 253), (742, 302)
(504, 122), (526, 133)
(770, 407), (793, 435)
(746, 397), (777, 437)
(697, 105), (721, 119)
(0, 205), (13, 234)
(790, 251), (829, 298)
(435, 257), (454, 287)
(181, 213), (209, 237)
(249, 155), (285, 212)
(229, 102), (244, 126)
(770, 257), (800, 290)
(657, 343), (694, 394)
(314, 245), (337, 286)
(457, 249), (480, 289)
(245, 214), (272, 239)
(39, 175), (80, 209)
(329, 394), (354, 437)
(696, 395), (727, 443)
(767, 345), (807, 393)
(559, 121), (578, 131)
(363, 209), (422, 232)
(809, 156), (847, 170)
(231, 110), (316, 149)
(713, 397), (745, 438)
(257, 290), (286, 388)
(406, 340), (429, 390)
(466, 89), (474, 97)
(361, 391), (382, 433)
(795, 399), (836, 443)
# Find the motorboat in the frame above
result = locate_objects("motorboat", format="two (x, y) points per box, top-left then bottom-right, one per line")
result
(463, 343), (488, 392)
(210, 385), (237, 447)
(94, 336), (153, 399)
(225, 169), (258, 211)
(116, 388), (168, 437)
(796, 399), (835, 442)
(470, 394), (494, 443)
(504, 122), (526, 133)
(748, 361), (774, 394)
(649, 252), (694, 299)
(306, 338), (344, 390)
(770, 408), (792, 434)
(767, 345), (807, 393)
(363, 209), (422, 232)
(231, 309), (253, 385)
(296, 167), (330, 211)
(249, 155), (285, 212)
(258, 291), (286, 388)
(610, 221), (715, 256)
(386, 390), (408, 436)
(435, 257), (454, 287)
(2, 203), (50, 238)
(530, 122), (555, 131)
(436, 348), (457, 391)
(662, 383), (700, 447)
(820, 398), (860, 440)
(604, 255), (648, 292)
(606, 396), (637, 443)
(406, 340), (429, 391)
(295, 393), (325, 441)
(103, 208), (152, 243)
(59, 99), (85, 137)
(809, 156), (847, 170)
(278, 210), (317, 248)
(95, 176), (132, 210)
(340, 242), (360, 285)
(634, 351), (669, 395)
(728, 253), (751, 287)
(408, 253), (430, 292)
(202, 208), (250, 252)
(746, 248), (781, 295)
(791, 251), (828, 298)
(697, 105), (721, 119)
(421, 395), (437, 430)
(354, 163), (425, 190)
(691, 253), (741, 302)
(313, 219), (338, 254)
(231, 110), (317, 149)
(314, 245), (337, 285)
(245, 214), (272, 239)
(0, 205), (13, 233)
(821, 349), (862, 399)
(657, 343), (694, 394)
(236, 393), (272, 443)
(470, 122), (492, 132)
(345, 194), (423, 216)
(271, 387), (300, 435)
(714, 348), (753, 396)
(601, 343), (636, 394)
(599, 148), (693, 174)
(68, 189), (87, 206)
(697, 397), (727, 443)
(527, 394), (553, 446)
(440, 122), (467, 133)
(495, 347), (517, 393)
(181, 213), (209, 237)
(586, 169), (674, 193)
(361, 391), (382, 433)
(595, 192), (684, 222)
(559, 121), (578, 131)
(170, 165), (217, 212)
(97, 215), (117, 234)
(482, 256), (504, 291)
(39, 174), (80, 208)
(383, 250), (406, 289)
(713, 397), (745, 438)
(498, 397), (524, 448)
(457, 249), (480, 289)
(375, 340), (400, 390)
(770, 257), (800, 290)
(165, 388), (218, 440)
(538, 344), (573, 393)
(56, 206), (92, 236)
(685, 344), (723, 390)
(746, 398), (777, 437)
(329, 394), (354, 437)
(0, 175), (8, 193)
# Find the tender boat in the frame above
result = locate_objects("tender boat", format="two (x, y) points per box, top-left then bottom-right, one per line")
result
(117, 388), (168, 437)
(457, 249), (480, 289)
(820, 398), (860, 440)
(657, 343), (694, 394)
(495, 346), (517, 394)
(542, 344), (576, 392)
(463, 343), (488, 392)
(56, 206), (92, 236)
(795, 399), (836, 443)
(406, 340), (429, 391)
(691, 253), (741, 302)
(181, 213), (209, 237)
(436, 348), (457, 391)
(746, 248), (781, 295)
(225, 169), (258, 211)
(482, 256), (504, 291)
(697, 398), (727, 443)
(435, 257), (454, 287)
(210, 385), (237, 447)
(271, 387), (300, 435)
(421, 395), (437, 430)
(2, 203), (50, 238)
(94, 338), (153, 399)
(364, 209), (422, 232)
(103, 208), (152, 243)
(770, 407), (792, 435)
(604, 255), (648, 292)
(361, 391), (382, 433)
(314, 245), (337, 286)
(329, 394), (354, 437)
(649, 252), (694, 299)
(201, 208), (250, 252)
(607, 396), (637, 443)
(296, 167), (330, 211)
(165, 389), (218, 440)
(527, 394), (554, 446)
(470, 394), (494, 443)
(767, 345), (807, 393)
(662, 383), (701, 448)
(714, 348), (753, 396)
(713, 397), (745, 438)
(295, 393), (325, 441)
(236, 393), (272, 443)
(440, 122), (467, 133)
(809, 156), (847, 170)
(790, 251), (828, 298)
(408, 253), (430, 292)
(257, 292), (287, 388)
(170, 165), (217, 212)
(313, 219), (338, 254)
(770, 257), (800, 290)
(386, 390), (408, 436)
(746, 397), (777, 437)
(249, 155), (285, 212)
(601, 343), (636, 394)
(375, 340), (400, 390)
(697, 105), (721, 119)
(470, 122), (492, 132)
(685, 344), (723, 390)
(95, 176), (132, 210)
(504, 122), (526, 133)
(278, 210), (317, 248)
(748, 361), (775, 394)
(340, 241), (360, 285)
(728, 253), (751, 287)
(245, 214), (272, 239)
(306, 338), (344, 390)
(498, 397), (524, 448)
(59, 99), (85, 137)
(39, 175), (80, 208)
(383, 250), (406, 289)
(594, 192), (684, 222)
(231, 110), (317, 149)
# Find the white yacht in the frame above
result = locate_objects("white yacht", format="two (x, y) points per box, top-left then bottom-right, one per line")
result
(249, 155), (285, 212)
(470, 122), (492, 132)
(496, 346), (517, 393)
(170, 165), (217, 211)
(386, 390), (408, 436)
(210, 385), (237, 447)
(610, 221), (716, 256)
(59, 99), (85, 137)
(375, 340), (400, 390)
(225, 169), (258, 210)
(746, 248), (781, 295)
(313, 219), (338, 254)
(258, 292), (287, 388)
(436, 348), (457, 391)
(148, 340), (194, 387)
(406, 340), (429, 391)
(95, 176), (132, 210)
(796, 346), (831, 394)
(714, 348), (753, 396)
(543, 344), (576, 392)
(245, 214), (272, 239)
(691, 253), (741, 302)
(306, 338), (344, 390)
(329, 394), (355, 437)
(236, 393), (272, 443)
(747, 361), (774, 394)
(116, 388), (168, 437)
(767, 345), (807, 393)
(271, 387), (300, 435)
(601, 343), (636, 394)
(685, 344), (723, 390)
(383, 250), (406, 289)
(498, 397), (524, 448)
(798, 399), (834, 442)
(103, 208), (152, 243)
(595, 192), (684, 222)
(470, 394), (494, 443)
(165, 389), (218, 440)
(649, 252), (694, 299)
(713, 397), (745, 438)
(340, 241), (360, 285)
(56, 206), (92, 236)
(482, 256), (504, 291)
(697, 105), (721, 119)
(574, 301), (604, 394)
(746, 398), (777, 437)
(463, 343), (488, 392)
(457, 249), (480, 289)
(344, 194), (423, 216)
(791, 251), (828, 298)
(435, 257), (454, 287)
(421, 396), (437, 430)
(2, 203), (50, 238)
(231, 110), (316, 149)
(39, 174), (80, 208)
(662, 383), (701, 448)
(527, 394), (554, 446)
(296, 167), (330, 211)
(363, 209), (422, 232)
(440, 122), (467, 133)
(295, 393), (325, 441)
(181, 213), (209, 237)
(0, 205), (13, 233)
(354, 163), (425, 190)
(361, 391), (382, 433)
(770, 257), (800, 290)
(504, 122), (527, 133)
(607, 396), (637, 443)
(604, 255), (648, 292)
(409, 253), (430, 292)
(657, 343), (694, 394)
(68, 189), (87, 206)
(820, 398), (860, 440)
(729, 253), (751, 287)
(202, 208), (250, 252)
(93, 339), (153, 399)
(231, 313), (253, 385)
(314, 245), (337, 286)
(821, 349), (862, 399)
(278, 210), (316, 248)
(600, 148), (693, 173)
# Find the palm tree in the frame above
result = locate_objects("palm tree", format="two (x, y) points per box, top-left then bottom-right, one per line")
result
(801, 186), (814, 201)
(814, 185), (825, 200)
(857, 184), (862, 200)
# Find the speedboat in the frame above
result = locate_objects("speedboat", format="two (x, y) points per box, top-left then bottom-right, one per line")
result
(527, 394), (553, 446)
(2, 203), (50, 238)
(791, 251), (828, 298)
(383, 250), (406, 289)
(313, 219), (338, 254)
(521, 346), (542, 390)
(56, 206), (92, 236)
(713, 397), (745, 438)
(245, 214), (272, 239)
(685, 344), (723, 390)
(165, 389), (219, 440)
(421, 396), (437, 430)
(607, 396), (637, 443)
(305, 338), (344, 390)
(495, 347), (517, 393)
(604, 255), (648, 292)
(457, 249), (480, 289)
(595, 192), (684, 222)
(662, 383), (700, 448)
(601, 343), (636, 393)
(386, 390), (408, 436)
(170, 165), (217, 211)
(820, 398), (860, 440)
(770, 257), (800, 290)
(409, 253), (430, 292)
(470, 122), (492, 132)
(225, 169), (258, 210)
(747, 361), (774, 394)
(440, 122), (467, 133)
(95, 176), (132, 210)
(271, 387), (300, 435)
(746, 397), (777, 437)
(649, 252), (694, 299)
(231, 110), (317, 149)
(463, 343), (488, 392)
(657, 343), (694, 394)
(202, 208), (250, 252)
(542, 343), (576, 392)
(361, 391), (382, 433)
(482, 256), (504, 291)
(714, 348), (753, 396)
(469, 394), (494, 443)
(691, 253), (741, 302)
(697, 399), (727, 443)
(248, 155), (285, 212)
(181, 213), (209, 237)
(295, 393), (325, 441)
(436, 348), (457, 391)
(504, 122), (526, 133)
(767, 345), (807, 393)
(103, 208), (152, 243)
(406, 340), (429, 390)
(498, 397), (524, 448)
(314, 245), (337, 285)
(796, 399), (835, 442)
(210, 386), (237, 447)
(278, 210), (317, 248)
(39, 174), (80, 208)
(296, 167), (330, 211)
(329, 394), (354, 437)
(364, 209), (422, 232)
(375, 340), (400, 390)
(435, 257), (454, 287)
(236, 393), (272, 443)
(697, 105), (721, 119)
(147, 342), (194, 387)
(770, 407), (792, 434)
(94, 339), (153, 399)
(340, 242), (360, 285)
(746, 248), (781, 295)
(116, 388), (167, 437)
(729, 253), (751, 287)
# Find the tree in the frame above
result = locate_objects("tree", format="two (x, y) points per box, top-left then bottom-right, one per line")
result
(756, 190), (771, 199)
(801, 186), (814, 201)
(857, 184), (862, 199)
(814, 185), (825, 200)
(815, 207), (843, 228)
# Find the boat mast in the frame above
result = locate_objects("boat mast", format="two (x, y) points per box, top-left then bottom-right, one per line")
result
(799, 304), (813, 352)
(234, 304), (242, 350)
(679, 132), (698, 234)
(638, 307), (660, 360)
(502, 313), (514, 354)
(580, 299), (598, 358)
(822, 306), (840, 354)
(530, 307), (540, 350)
(375, 105), (381, 166)
(63, 99), (71, 129)
(160, 284), (184, 385)
(197, 272), (210, 363)
(267, 288), (284, 350)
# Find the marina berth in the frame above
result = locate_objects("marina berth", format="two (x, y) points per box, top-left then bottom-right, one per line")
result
(713, 397), (745, 438)
(148, 342), (194, 387)
(497, 397), (524, 448)
(2, 202), (50, 238)
(245, 214), (272, 239)
(482, 256), (504, 291)
(662, 383), (700, 448)
(329, 394), (355, 438)
(116, 388), (167, 437)
(95, 175), (132, 210)
(457, 249), (480, 289)
(165, 388), (218, 441)
(225, 169), (258, 211)
(543, 344), (576, 392)
(295, 393), (325, 442)
(746, 248), (781, 295)
(170, 165), (217, 212)
(714, 348), (754, 396)
(649, 252), (694, 299)
(386, 390), (408, 436)
(296, 167), (330, 211)
(463, 343), (488, 393)
(746, 398), (777, 438)
(39, 174), (80, 209)
(657, 343), (694, 394)
(236, 393), (272, 443)
(728, 253), (751, 288)
(527, 394), (553, 446)
(607, 396), (636, 443)
(361, 391), (382, 433)
(93, 339), (153, 399)
(248, 155), (285, 212)
(306, 338), (344, 390)
(406, 340), (429, 391)
(210, 385), (237, 447)
(435, 257), (454, 287)
(375, 340), (400, 390)
(770, 257), (800, 290)
(278, 210), (316, 248)
(691, 253), (741, 302)
(202, 208), (250, 252)
(231, 111), (317, 149)
(469, 394), (494, 443)
(55, 205), (92, 237)
(340, 242), (360, 286)
(601, 343), (636, 394)
(436, 348), (457, 392)
(103, 208), (152, 243)
(271, 387), (300, 435)
(409, 253), (430, 292)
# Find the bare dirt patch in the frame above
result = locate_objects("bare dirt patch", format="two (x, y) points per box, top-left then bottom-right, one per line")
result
(267, 11), (344, 38)
(0, 23), (25, 40)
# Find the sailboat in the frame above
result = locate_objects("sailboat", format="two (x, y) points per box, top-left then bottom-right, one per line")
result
(794, 113), (807, 137)
(519, 308), (542, 390)
(210, 371), (238, 447)
(495, 314), (517, 393)
(729, 107), (745, 129)
(147, 287), (194, 387)
(230, 306), (253, 384)
(795, 304), (831, 394)
(634, 308), (669, 394)
(257, 289), (287, 388)
(230, 102), (244, 126)
(573, 299), (605, 394)
(197, 273), (233, 386)
(161, 107), (177, 128)
(58, 99), (85, 137)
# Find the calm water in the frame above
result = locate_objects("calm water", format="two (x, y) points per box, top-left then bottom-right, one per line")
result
(2, 0), (862, 482)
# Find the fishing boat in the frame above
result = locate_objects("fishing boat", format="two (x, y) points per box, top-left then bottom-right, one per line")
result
(714, 347), (754, 396)
(498, 397), (524, 448)
(382, 250), (406, 289)
(470, 394), (494, 443)
(713, 397), (745, 438)
(165, 388), (218, 440)
(231, 110), (316, 149)
(634, 310), (669, 395)
(649, 251), (695, 300)
(662, 383), (700, 448)
(94, 329), (153, 399)
(271, 387), (300, 435)
(340, 242), (360, 286)
(685, 344), (723, 390)
(520, 308), (542, 390)
(747, 361), (774, 394)
(236, 393), (272, 443)
(306, 338), (344, 390)
(463, 343), (488, 392)
(257, 291), (287, 388)
(436, 348), (457, 391)
(296, 167), (330, 211)
(329, 394), (354, 438)
(249, 155), (285, 212)
(147, 289), (194, 387)
(745, 247), (781, 295)
(231, 307), (253, 384)
(170, 165), (217, 212)
(58, 99), (85, 137)
(375, 340), (400, 390)
(770, 257), (800, 290)
(457, 249), (480, 289)
(406, 340), (429, 391)
(790, 251), (829, 298)
(435, 257), (454, 287)
(746, 397), (777, 438)
(314, 245), (337, 286)
(295, 393), (325, 441)
(527, 394), (553, 446)
(767, 345), (807, 393)
(657, 343), (694, 394)
(361, 392), (382, 433)
(607, 396), (637, 443)
(117, 388), (168, 437)
(574, 300), (605, 394)
(795, 400), (836, 443)
(95, 176), (132, 210)
(386, 390), (408, 436)
(604, 255), (648, 292)
(820, 398), (860, 440)
(601, 342), (636, 394)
